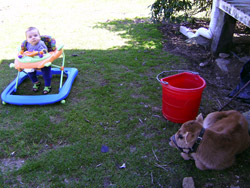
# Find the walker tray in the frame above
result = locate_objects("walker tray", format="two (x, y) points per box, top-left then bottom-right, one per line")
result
(15, 49), (63, 69)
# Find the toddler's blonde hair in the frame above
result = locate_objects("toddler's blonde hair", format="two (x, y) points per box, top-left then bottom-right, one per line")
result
(25, 27), (41, 37)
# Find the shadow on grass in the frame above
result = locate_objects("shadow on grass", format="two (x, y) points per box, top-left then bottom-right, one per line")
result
(94, 18), (163, 50)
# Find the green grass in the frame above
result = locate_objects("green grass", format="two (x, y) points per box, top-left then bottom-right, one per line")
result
(0, 0), (250, 187)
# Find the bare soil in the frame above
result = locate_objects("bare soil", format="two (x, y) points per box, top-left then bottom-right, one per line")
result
(159, 20), (250, 115)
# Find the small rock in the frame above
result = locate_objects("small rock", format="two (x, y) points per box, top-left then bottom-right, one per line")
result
(204, 183), (214, 187)
(199, 60), (209, 67)
(64, 178), (69, 183)
(185, 36), (210, 49)
(96, 163), (102, 167)
(219, 53), (230, 58)
(182, 177), (195, 188)
(230, 186), (240, 188)
(215, 58), (230, 72)
(185, 38), (198, 45)
(152, 106), (161, 112)
(10, 151), (16, 157)
(130, 146), (136, 153)
(119, 163), (126, 169)
(239, 56), (250, 63)
(195, 36), (211, 49)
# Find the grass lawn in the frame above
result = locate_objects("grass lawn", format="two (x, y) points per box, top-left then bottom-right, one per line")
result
(0, 0), (250, 187)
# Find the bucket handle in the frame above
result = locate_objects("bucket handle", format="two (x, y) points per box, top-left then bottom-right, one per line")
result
(156, 70), (199, 85)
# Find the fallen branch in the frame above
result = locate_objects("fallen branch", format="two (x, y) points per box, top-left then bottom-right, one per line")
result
(152, 148), (160, 162)
(154, 163), (169, 172)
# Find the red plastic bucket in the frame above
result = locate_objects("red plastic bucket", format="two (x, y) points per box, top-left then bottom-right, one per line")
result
(157, 71), (206, 123)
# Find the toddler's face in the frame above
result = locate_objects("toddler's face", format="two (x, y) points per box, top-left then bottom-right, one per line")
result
(26, 29), (41, 46)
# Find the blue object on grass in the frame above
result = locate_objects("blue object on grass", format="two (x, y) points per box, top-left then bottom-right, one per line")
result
(1, 68), (78, 105)
(101, 145), (109, 153)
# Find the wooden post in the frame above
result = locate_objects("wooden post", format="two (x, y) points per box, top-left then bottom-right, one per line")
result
(211, 9), (236, 55)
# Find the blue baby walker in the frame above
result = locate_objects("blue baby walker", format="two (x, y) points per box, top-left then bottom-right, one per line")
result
(1, 35), (78, 105)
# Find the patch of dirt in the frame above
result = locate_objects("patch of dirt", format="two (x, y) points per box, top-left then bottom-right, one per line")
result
(159, 20), (250, 115)
(0, 158), (25, 173)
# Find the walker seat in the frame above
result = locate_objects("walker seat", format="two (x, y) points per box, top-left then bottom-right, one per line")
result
(1, 35), (78, 105)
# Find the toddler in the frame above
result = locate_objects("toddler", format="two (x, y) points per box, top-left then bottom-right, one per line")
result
(25, 27), (52, 94)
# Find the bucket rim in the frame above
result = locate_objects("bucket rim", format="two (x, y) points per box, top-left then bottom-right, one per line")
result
(156, 70), (199, 85)
(160, 72), (206, 91)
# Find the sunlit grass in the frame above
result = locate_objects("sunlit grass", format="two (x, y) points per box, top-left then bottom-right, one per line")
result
(0, 0), (154, 60)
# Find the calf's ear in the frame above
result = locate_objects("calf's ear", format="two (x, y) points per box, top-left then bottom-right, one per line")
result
(196, 113), (203, 124)
(184, 132), (192, 144)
